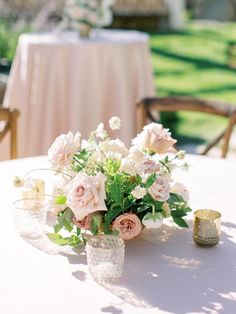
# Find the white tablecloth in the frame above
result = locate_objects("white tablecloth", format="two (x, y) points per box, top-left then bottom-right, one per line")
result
(2, 30), (155, 160)
(1, 154), (236, 314)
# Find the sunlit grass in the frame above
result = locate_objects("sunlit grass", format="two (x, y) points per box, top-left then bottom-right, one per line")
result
(150, 22), (236, 143)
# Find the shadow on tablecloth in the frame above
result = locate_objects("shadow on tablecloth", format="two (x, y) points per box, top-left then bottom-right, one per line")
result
(98, 221), (236, 313)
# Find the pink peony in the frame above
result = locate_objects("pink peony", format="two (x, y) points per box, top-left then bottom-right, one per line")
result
(148, 175), (170, 202)
(112, 213), (142, 240)
(48, 132), (81, 168)
(66, 172), (107, 220)
(132, 123), (176, 154)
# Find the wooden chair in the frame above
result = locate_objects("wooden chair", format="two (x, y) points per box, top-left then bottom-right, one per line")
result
(137, 96), (236, 158)
(0, 107), (20, 159)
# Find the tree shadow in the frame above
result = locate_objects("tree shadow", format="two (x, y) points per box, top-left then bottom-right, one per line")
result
(97, 221), (236, 313)
(151, 47), (234, 73)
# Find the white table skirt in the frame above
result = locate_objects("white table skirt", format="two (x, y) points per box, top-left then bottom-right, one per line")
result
(0, 154), (236, 314)
(2, 30), (155, 160)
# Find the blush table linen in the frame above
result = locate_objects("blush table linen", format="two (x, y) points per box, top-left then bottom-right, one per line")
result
(0, 154), (236, 314)
(2, 30), (155, 160)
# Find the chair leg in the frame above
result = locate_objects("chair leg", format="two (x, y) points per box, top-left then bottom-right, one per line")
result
(136, 101), (147, 133)
(221, 114), (236, 158)
(10, 110), (19, 159)
(202, 130), (225, 155)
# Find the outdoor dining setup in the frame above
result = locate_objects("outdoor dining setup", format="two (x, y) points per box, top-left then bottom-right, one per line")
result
(0, 1), (236, 314)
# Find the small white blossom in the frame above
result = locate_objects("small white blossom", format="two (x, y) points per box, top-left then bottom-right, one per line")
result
(96, 123), (106, 139)
(131, 186), (147, 199)
(177, 150), (186, 160)
(109, 116), (121, 130)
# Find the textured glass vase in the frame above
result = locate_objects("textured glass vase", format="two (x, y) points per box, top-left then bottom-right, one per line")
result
(13, 198), (46, 239)
(86, 234), (125, 282)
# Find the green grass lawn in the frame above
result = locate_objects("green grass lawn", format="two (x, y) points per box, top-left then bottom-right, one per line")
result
(150, 22), (236, 147)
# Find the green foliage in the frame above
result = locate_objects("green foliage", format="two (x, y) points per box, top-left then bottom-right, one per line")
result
(150, 22), (236, 145)
(47, 233), (82, 247)
(55, 195), (67, 205)
(145, 173), (156, 188)
(90, 214), (102, 235)
(54, 208), (74, 233)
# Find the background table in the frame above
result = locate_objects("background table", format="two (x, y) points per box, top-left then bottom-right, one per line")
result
(2, 30), (155, 160)
(1, 154), (236, 314)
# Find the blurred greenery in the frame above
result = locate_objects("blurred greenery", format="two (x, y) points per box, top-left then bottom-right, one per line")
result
(150, 22), (236, 148)
(0, 20), (236, 149)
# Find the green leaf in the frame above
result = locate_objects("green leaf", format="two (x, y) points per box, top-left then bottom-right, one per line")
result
(172, 216), (189, 228)
(90, 214), (102, 235)
(169, 193), (185, 203)
(110, 176), (122, 206)
(143, 212), (162, 222)
(47, 233), (82, 247)
(55, 195), (67, 205)
(123, 196), (135, 210)
(57, 208), (74, 232)
(171, 209), (188, 218)
(137, 205), (150, 213)
(105, 205), (123, 224)
(145, 173), (157, 188)
(102, 222), (112, 234)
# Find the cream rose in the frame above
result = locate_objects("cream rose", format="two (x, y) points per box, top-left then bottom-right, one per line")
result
(66, 172), (107, 220)
(48, 132), (81, 168)
(100, 139), (129, 157)
(112, 213), (142, 240)
(148, 175), (170, 202)
(132, 123), (176, 154)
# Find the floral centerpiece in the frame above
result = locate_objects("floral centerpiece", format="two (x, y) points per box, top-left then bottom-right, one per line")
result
(15, 117), (191, 247)
(62, 0), (115, 37)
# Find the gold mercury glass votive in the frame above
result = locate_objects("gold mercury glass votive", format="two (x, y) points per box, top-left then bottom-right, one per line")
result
(193, 209), (221, 247)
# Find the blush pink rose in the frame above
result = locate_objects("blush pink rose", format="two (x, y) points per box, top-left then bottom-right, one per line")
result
(148, 175), (170, 202)
(48, 132), (81, 168)
(132, 123), (177, 154)
(72, 212), (102, 230)
(112, 213), (142, 240)
(66, 172), (107, 220)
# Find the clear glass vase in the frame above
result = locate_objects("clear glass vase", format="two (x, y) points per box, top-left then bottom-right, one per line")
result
(13, 198), (47, 239)
(86, 234), (125, 283)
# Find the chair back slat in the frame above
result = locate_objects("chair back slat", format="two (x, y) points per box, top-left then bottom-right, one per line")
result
(137, 96), (236, 158)
(0, 107), (20, 159)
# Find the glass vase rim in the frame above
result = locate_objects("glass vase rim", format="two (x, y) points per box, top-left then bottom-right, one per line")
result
(194, 209), (221, 220)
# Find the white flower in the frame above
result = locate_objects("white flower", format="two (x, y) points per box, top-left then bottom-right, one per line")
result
(120, 158), (137, 176)
(171, 183), (189, 202)
(109, 116), (121, 130)
(177, 150), (186, 160)
(132, 122), (176, 154)
(96, 123), (106, 139)
(131, 186), (147, 199)
(48, 132), (81, 169)
(106, 152), (122, 160)
(142, 213), (163, 229)
(128, 147), (147, 163)
(100, 139), (129, 157)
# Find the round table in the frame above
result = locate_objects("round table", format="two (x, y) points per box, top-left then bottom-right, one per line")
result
(2, 30), (155, 160)
(1, 154), (236, 314)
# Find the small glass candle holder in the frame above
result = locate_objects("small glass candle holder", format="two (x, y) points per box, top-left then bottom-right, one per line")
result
(13, 198), (46, 239)
(86, 234), (125, 283)
(193, 209), (221, 247)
